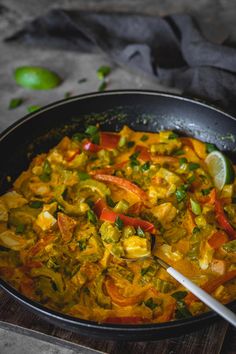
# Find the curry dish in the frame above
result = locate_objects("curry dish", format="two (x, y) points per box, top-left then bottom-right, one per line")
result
(0, 125), (236, 324)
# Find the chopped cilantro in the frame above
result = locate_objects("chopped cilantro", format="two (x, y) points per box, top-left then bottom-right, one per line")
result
(188, 162), (200, 171)
(85, 125), (100, 144)
(144, 297), (158, 310)
(206, 143), (217, 153)
(168, 132), (179, 139)
(16, 224), (25, 234)
(29, 200), (44, 209)
(137, 226), (145, 237)
(201, 188), (211, 196)
(175, 185), (187, 202)
(72, 132), (86, 142)
(174, 149), (185, 156)
(87, 210), (97, 224)
(192, 226), (201, 234)
(175, 300), (192, 319)
(106, 195), (116, 208)
(115, 216), (124, 230)
(171, 291), (188, 301)
(127, 141), (135, 148)
(179, 157), (188, 166)
(78, 239), (87, 251)
(140, 134), (149, 141)
(141, 161), (150, 171)
(77, 171), (90, 180)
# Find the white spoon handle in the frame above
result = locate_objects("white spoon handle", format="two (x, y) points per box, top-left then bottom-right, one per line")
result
(167, 266), (236, 327)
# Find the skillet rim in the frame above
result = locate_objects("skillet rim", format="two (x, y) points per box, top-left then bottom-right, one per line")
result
(1, 89), (236, 143)
(0, 89), (235, 337)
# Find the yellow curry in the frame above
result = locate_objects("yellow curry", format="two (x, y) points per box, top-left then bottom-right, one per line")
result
(0, 125), (236, 324)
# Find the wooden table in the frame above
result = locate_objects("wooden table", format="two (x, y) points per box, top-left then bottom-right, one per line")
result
(0, 288), (235, 354)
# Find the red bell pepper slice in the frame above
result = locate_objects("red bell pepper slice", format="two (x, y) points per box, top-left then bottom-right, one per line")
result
(100, 208), (155, 233)
(100, 132), (120, 149)
(208, 231), (228, 249)
(185, 270), (236, 304)
(92, 174), (148, 201)
(105, 278), (146, 306)
(57, 212), (77, 242)
(82, 140), (102, 153)
(214, 190), (236, 239)
(93, 198), (107, 217)
(135, 145), (151, 161)
(94, 198), (155, 233)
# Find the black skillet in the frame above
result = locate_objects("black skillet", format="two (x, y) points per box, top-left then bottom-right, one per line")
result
(0, 90), (235, 341)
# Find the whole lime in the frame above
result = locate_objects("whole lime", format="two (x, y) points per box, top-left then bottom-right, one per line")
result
(14, 66), (62, 90)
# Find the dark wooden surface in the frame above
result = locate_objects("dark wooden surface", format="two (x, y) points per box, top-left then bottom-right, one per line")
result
(0, 288), (235, 354)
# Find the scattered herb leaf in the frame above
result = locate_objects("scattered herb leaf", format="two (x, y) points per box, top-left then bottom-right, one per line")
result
(29, 200), (44, 209)
(174, 149), (185, 156)
(98, 81), (107, 92)
(175, 185), (187, 202)
(179, 157), (188, 166)
(188, 162), (200, 171)
(171, 291), (188, 301)
(27, 105), (41, 113)
(115, 216), (124, 230)
(72, 132), (86, 142)
(140, 134), (149, 142)
(78, 239), (87, 251)
(201, 188), (211, 196)
(168, 132), (179, 139)
(137, 226), (145, 237)
(87, 210), (97, 224)
(77, 171), (90, 180)
(106, 195), (116, 208)
(127, 141), (135, 148)
(97, 66), (111, 80)
(16, 224), (25, 234)
(8, 98), (23, 109)
(206, 143), (217, 153)
(144, 297), (158, 310)
(141, 161), (150, 171)
(193, 226), (201, 234)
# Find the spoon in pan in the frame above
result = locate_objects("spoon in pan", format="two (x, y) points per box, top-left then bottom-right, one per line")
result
(155, 256), (236, 327)
(120, 242), (236, 327)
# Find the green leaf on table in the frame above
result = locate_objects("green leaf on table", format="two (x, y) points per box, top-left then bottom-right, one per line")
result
(98, 81), (108, 92)
(78, 78), (87, 84)
(8, 97), (23, 109)
(27, 105), (41, 113)
(97, 66), (111, 80)
(64, 92), (72, 99)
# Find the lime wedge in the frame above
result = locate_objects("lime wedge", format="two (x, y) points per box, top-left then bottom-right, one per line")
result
(14, 66), (62, 90)
(205, 150), (235, 190)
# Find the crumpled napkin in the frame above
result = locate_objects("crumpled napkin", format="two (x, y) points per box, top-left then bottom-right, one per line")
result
(6, 9), (236, 114)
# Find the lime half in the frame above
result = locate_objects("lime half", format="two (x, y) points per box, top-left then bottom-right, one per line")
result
(205, 150), (235, 190)
(14, 66), (62, 90)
